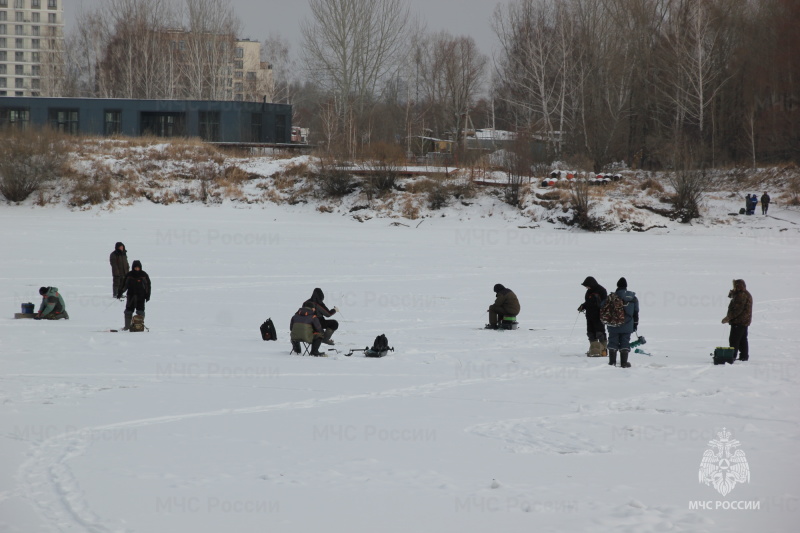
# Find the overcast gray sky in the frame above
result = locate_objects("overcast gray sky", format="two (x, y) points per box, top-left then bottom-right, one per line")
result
(67, 0), (511, 59)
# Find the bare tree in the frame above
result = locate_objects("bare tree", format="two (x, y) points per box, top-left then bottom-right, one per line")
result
(415, 31), (487, 145)
(300, 0), (412, 154)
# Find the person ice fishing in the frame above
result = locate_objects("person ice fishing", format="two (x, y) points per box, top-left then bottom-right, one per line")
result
(606, 277), (638, 368)
(722, 279), (753, 361)
(744, 194), (752, 215)
(578, 276), (608, 357)
(109, 242), (130, 298)
(117, 260), (151, 331)
(290, 303), (325, 356)
(485, 284), (520, 330)
(35, 286), (69, 320)
(749, 194), (758, 215)
(303, 288), (339, 345)
(760, 192), (770, 215)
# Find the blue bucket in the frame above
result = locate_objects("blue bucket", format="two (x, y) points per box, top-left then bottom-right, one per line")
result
(21, 302), (34, 314)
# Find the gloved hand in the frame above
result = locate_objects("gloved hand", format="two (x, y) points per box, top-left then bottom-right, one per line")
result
(721, 317), (729, 324)
(577, 304), (585, 312)
(34, 315), (41, 320)
(146, 297), (150, 302)
(333, 306), (340, 313)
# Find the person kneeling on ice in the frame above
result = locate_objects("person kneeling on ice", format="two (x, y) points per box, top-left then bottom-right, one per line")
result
(304, 288), (339, 345)
(117, 260), (151, 331)
(578, 276), (608, 356)
(606, 277), (638, 368)
(485, 284), (520, 329)
(35, 287), (69, 320)
(290, 304), (325, 356)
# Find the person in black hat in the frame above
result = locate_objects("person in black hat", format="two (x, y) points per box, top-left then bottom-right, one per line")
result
(35, 286), (69, 320)
(109, 242), (130, 298)
(578, 276), (608, 356)
(117, 260), (151, 330)
(606, 277), (639, 368)
(303, 288), (339, 345)
(485, 284), (521, 329)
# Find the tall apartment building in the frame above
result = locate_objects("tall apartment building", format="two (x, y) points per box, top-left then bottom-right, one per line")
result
(233, 39), (273, 103)
(0, 0), (64, 97)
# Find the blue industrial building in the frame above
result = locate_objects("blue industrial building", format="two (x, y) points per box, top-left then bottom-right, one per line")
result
(0, 97), (292, 143)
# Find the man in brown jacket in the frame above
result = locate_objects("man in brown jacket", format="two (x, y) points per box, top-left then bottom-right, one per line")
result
(486, 284), (521, 329)
(722, 279), (753, 361)
(110, 242), (130, 297)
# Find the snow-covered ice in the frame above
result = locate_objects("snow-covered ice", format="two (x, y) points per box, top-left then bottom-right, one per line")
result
(1, 201), (798, 532)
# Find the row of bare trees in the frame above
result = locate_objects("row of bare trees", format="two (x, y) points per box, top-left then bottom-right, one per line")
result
(492, 0), (799, 169)
(46, 0), (798, 167)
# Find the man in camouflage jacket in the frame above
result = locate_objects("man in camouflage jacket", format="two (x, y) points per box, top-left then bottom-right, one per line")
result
(722, 279), (753, 361)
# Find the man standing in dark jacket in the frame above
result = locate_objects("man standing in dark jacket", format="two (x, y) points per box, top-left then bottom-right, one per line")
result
(109, 242), (130, 297)
(607, 277), (639, 368)
(304, 288), (339, 345)
(722, 279), (753, 361)
(117, 260), (151, 331)
(760, 192), (770, 215)
(578, 276), (608, 356)
(486, 284), (521, 329)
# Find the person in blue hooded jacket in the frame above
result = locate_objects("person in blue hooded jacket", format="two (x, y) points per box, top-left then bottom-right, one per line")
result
(606, 277), (639, 368)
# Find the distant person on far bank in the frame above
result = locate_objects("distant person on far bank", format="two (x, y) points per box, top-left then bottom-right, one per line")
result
(485, 284), (521, 330)
(760, 192), (770, 215)
(110, 242), (130, 297)
(722, 279), (753, 361)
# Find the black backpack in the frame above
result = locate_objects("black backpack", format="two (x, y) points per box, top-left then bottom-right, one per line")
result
(260, 318), (277, 341)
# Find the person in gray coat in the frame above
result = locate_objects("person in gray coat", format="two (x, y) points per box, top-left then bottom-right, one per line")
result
(110, 242), (130, 297)
(606, 277), (639, 368)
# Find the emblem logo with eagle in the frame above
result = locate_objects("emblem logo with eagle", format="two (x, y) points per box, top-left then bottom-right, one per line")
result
(699, 428), (750, 496)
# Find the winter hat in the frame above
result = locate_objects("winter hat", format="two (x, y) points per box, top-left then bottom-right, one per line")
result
(115, 242), (126, 252)
(617, 277), (627, 289)
(493, 284), (505, 293)
(132, 260), (142, 269)
(39, 287), (49, 295)
(582, 276), (597, 287)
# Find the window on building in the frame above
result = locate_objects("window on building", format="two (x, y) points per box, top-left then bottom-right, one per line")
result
(14, 64), (22, 74)
(0, 106), (31, 128)
(275, 114), (287, 143)
(234, 60), (243, 70)
(0, 78), (6, 88)
(32, 26), (39, 36)
(0, 11), (6, 21)
(246, 72), (256, 81)
(235, 47), (243, 58)
(0, 51), (6, 61)
(31, 51), (38, 62)
(31, 78), (38, 89)
(234, 94), (243, 102)
(250, 113), (262, 142)
(198, 111), (220, 142)
(140, 112), (186, 138)
(235, 71), (242, 79)
(234, 82), (242, 92)
(0, 0), (7, 8)
(49, 108), (79, 134)
(0, 24), (6, 34)
(0, 37), (5, 47)
(31, 64), (39, 76)
(15, 51), (23, 61)
(31, 38), (38, 48)
(15, 37), (22, 47)
(48, 0), (56, 8)
(0, 91), (6, 96)
(32, 0), (40, 7)
(14, 0), (23, 8)
(47, 12), (55, 23)
(104, 110), (121, 135)
(15, 10), (23, 21)
(0, 65), (5, 74)
(14, 77), (23, 88)
(15, 24), (23, 35)
(31, 12), (39, 22)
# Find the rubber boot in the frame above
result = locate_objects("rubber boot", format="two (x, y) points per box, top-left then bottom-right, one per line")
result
(587, 340), (603, 356)
(321, 328), (335, 345)
(620, 350), (631, 368)
(608, 349), (617, 366)
(601, 339), (608, 357)
(309, 338), (325, 356)
(123, 313), (132, 331)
